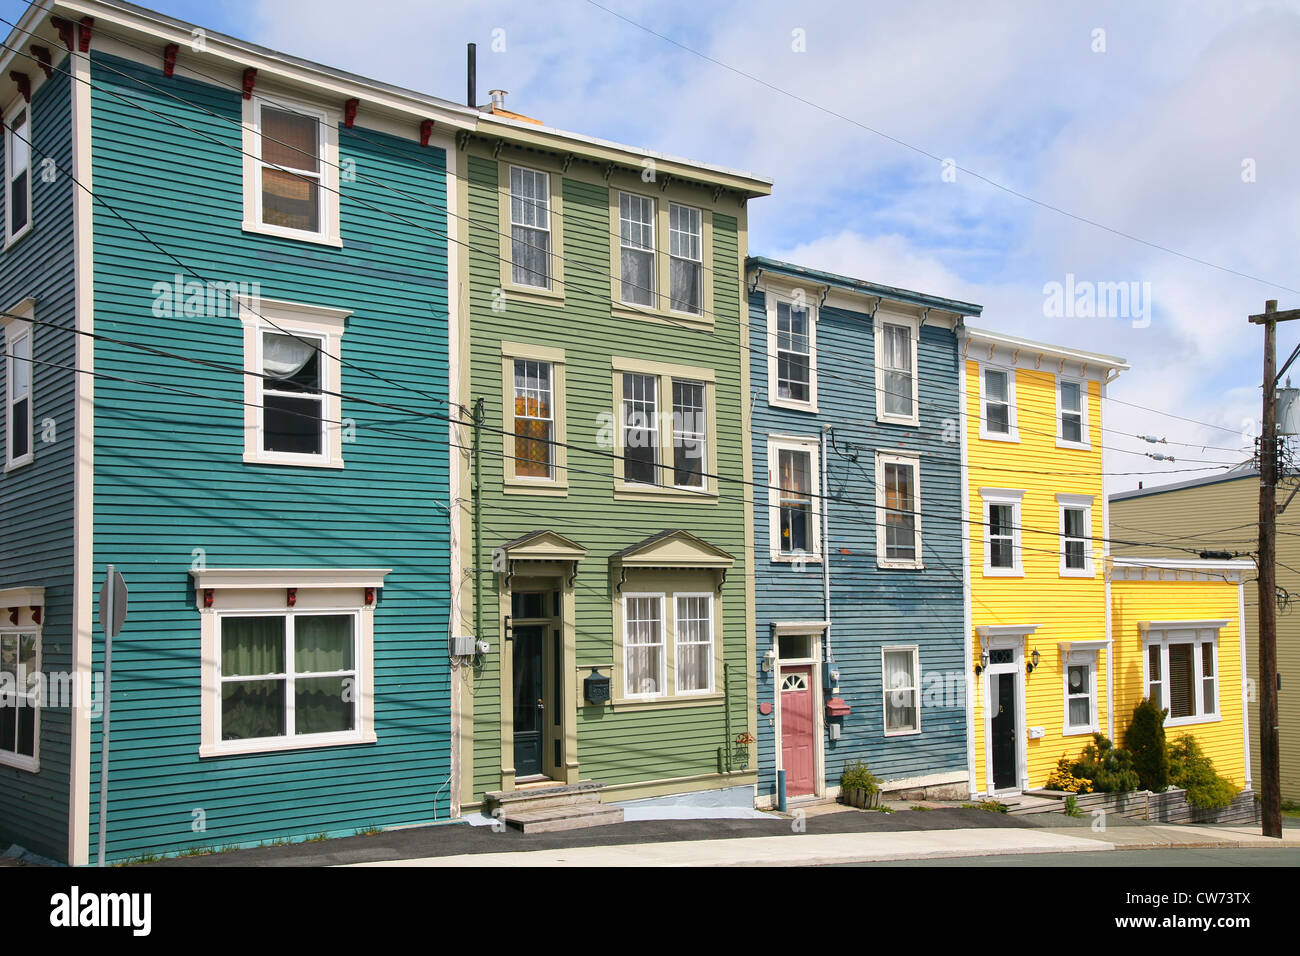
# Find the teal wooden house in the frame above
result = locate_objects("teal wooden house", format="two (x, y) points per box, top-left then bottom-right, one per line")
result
(0, 0), (473, 864)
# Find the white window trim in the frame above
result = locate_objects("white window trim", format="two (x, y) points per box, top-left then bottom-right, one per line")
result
(978, 363), (1018, 442)
(875, 451), (923, 570)
(1063, 649), (1099, 736)
(882, 644), (921, 736)
(666, 201), (704, 317)
(1142, 626), (1222, 727)
(767, 434), (822, 563)
(874, 311), (920, 427)
(193, 570), (384, 757)
(622, 591), (667, 700)
(981, 487), (1025, 577)
(238, 297), (351, 469)
(241, 94), (342, 247)
(672, 591), (715, 696)
(0, 621), (41, 773)
(507, 163), (554, 291)
(1057, 492), (1095, 577)
(765, 290), (818, 413)
(1055, 375), (1091, 450)
(4, 98), (33, 249)
(4, 299), (35, 471)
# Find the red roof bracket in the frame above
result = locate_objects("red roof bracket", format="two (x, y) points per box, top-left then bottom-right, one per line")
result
(163, 43), (178, 78)
(242, 67), (257, 100)
(420, 119), (434, 147)
(9, 72), (30, 104)
(50, 16), (75, 51)
(344, 97), (358, 128)
(31, 607), (42, 625)
(78, 16), (93, 53)
(7, 608), (17, 626)
(30, 45), (53, 79)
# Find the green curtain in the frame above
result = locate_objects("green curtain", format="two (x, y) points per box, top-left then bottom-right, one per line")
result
(295, 676), (354, 735)
(295, 615), (353, 672)
(221, 680), (285, 740)
(221, 617), (285, 676)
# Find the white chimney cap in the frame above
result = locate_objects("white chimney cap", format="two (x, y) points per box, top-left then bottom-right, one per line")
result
(489, 89), (507, 110)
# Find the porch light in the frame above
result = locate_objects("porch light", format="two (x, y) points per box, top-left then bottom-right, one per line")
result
(975, 648), (988, 675)
(1026, 649), (1041, 674)
(762, 649), (776, 672)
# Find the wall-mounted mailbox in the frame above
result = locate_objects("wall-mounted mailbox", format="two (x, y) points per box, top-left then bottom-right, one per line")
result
(584, 668), (611, 705)
(825, 697), (851, 718)
(1027, 726), (1046, 739)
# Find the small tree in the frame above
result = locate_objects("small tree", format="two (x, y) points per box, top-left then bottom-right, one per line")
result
(1167, 735), (1241, 809)
(1124, 697), (1169, 792)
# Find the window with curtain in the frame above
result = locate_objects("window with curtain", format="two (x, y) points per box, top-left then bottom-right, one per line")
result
(619, 192), (656, 306)
(624, 596), (664, 697)
(776, 302), (811, 403)
(672, 379), (706, 488)
(0, 632), (38, 761)
(668, 203), (702, 314)
(883, 460), (918, 562)
(883, 647), (919, 733)
(984, 368), (1010, 434)
(1167, 642), (1194, 719)
(6, 328), (32, 465)
(513, 359), (553, 478)
(219, 613), (355, 741)
(987, 503), (1017, 569)
(880, 323), (913, 417)
(1062, 506), (1088, 570)
(1060, 380), (1084, 443)
(262, 330), (324, 455)
(510, 165), (551, 288)
(1066, 656), (1094, 730)
(674, 595), (713, 693)
(778, 448), (813, 554)
(259, 105), (322, 234)
(6, 107), (31, 240)
(1146, 634), (1219, 722)
(622, 373), (658, 484)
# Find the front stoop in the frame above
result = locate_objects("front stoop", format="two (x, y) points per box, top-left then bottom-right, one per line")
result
(484, 782), (625, 833)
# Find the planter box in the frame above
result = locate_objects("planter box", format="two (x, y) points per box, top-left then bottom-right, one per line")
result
(842, 787), (882, 810)
(1139, 788), (1259, 825)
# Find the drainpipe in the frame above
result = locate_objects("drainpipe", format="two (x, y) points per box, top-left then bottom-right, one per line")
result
(821, 425), (833, 663)
(956, 322), (978, 799)
(1100, 380), (1114, 743)
(473, 398), (483, 642)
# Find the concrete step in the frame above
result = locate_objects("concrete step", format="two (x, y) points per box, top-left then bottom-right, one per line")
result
(502, 803), (625, 834)
(483, 781), (606, 816)
(1003, 794), (1066, 815)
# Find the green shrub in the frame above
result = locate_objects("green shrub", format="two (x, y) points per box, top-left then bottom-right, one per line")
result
(1124, 697), (1169, 792)
(1045, 754), (1093, 794)
(1071, 733), (1140, 793)
(1064, 795), (1082, 817)
(839, 760), (879, 794)
(1167, 735), (1241, 809)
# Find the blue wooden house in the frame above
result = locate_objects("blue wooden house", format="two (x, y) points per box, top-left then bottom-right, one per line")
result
(746, 257), (981, 806)
(0, 1), (474, 864)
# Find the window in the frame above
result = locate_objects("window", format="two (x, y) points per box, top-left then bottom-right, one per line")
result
(1058, 378), (1089, 447)
(613, 359), (716, 497)
(242, 96), (340, 245)
(875, 314), (918, 425)
(623, 594), (665, 698)
(1058, 494), (1095, 576)
(674, 594), (714, 694)
(883, 646), (920, 734)
(980, 366), (1017, 440)
(239, 298), (349, 468)
(668, 203), (702, 314)
(877, 453), (921, 568)
(5, 104), (32, 245)
(509, 165), (552, 288)
(1064, 651), (1097, 733)
(5, 312), (33, 469)
(982, 489), (1024, 575)
(619, 192), (656, 307)
(513, 359), (553, 479)
(193, 569), (382, 757)
(768, 436), (821, 560)
(774, 300), (813, 406)
(1144, 627), (1221, 725)
(0, 630), (39, 769)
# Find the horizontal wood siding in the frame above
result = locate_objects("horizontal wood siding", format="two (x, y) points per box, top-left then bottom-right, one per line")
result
(750, 286), (968, 799)
(0, 59), (75, 861)
(87, 52), (451, 861)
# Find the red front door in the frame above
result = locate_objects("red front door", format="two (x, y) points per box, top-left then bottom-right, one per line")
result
(780, 664), (816, 796)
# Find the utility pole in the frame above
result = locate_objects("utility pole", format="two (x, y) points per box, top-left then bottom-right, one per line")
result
(1250, 299), (1300, 839)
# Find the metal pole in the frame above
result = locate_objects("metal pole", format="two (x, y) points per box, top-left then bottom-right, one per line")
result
(97, 564), (113, 866)
(1256, 302), (1282, 838)
(473, 398), (483, 643)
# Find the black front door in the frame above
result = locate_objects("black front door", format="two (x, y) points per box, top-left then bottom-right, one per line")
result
(991, 672), (1017, 791)
(513, 625), (545, 777)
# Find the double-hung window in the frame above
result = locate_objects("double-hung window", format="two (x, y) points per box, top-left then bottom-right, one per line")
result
(876, 314), (918, 424)
(768, 437), (820, 560)
(503, 343), (566, 492)
(1058, 494), (1094, 575)
(622, 372), (659, 485)
(981, 367), (1017, 439)
(877, 453), (921, 568)
(1064, 651), (1098, 733)
(0, 627), (39, 769)
(1058, 378), (1088, 447)
(4, 104), (32, 245)
(671, 380), (707, 489)
(261, 331), (325, 456)
(774, 300), (813, 406)
(509, 165), (552, 289)
(513, 359), (554, 479)
(668, 203), (703, 314)
(982, 489), (1024, 575)
(243, 97), (339, 244)
(1144, 627), (1221, 724)
(623, 594), (665, 698)
(619, 192), (656, 307)
(882, 646), (920, 734)
(674, 593), (714, 694)
(5, 311), (33, 469)
(614, 359), (715, 496)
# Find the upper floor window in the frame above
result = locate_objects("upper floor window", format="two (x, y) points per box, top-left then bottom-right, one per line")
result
(877, 453), (922, 569)
(982, 488), (1024, 576)
(671, 380), (707, 489)
(766, 293), (817, 411)
(4, 306), (33, 470)
(514, 359), (553, 478)
(768, 436), (821, 561)
(668, 203), (702, 314)
(619, 192), (656, 307)
(612, 190), (712, 321)
(509, 165), (552, 289)
(981, 367), (1017, 440)
(622, 372), (659, 484)
(876, 314), (918, 425)
(4, 104), (31, 245)
(242, 97), (340, 246)
(1057, 378), (1089, 448)
(502, 343), (567, 494)
(1058, 493), (1095, 576)
(613, 359), (716, 498)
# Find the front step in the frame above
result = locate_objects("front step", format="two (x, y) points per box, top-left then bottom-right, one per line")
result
(484, 781), (624, 832)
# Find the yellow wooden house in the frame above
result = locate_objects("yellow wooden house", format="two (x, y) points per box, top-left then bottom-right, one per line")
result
(960, 327), (1252, 796)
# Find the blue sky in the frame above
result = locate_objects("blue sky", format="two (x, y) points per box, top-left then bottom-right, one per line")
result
(6, 0), (1300, 490)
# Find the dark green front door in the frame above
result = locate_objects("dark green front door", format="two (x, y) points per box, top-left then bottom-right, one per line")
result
(991, 671), (1017, 791)
(513, 625), (544, 777)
